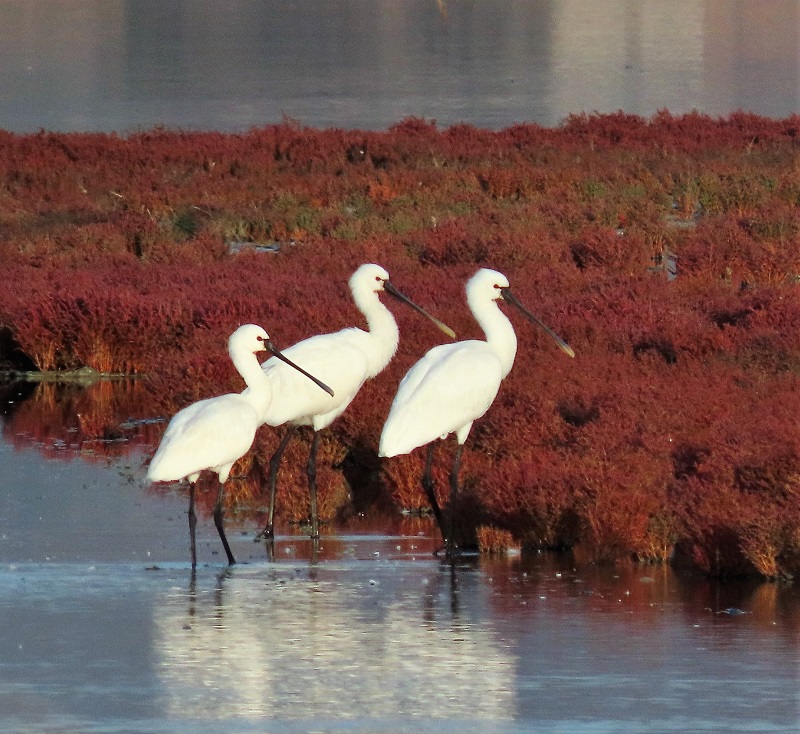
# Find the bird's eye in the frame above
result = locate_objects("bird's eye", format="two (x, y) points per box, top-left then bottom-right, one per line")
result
(375, 276), (382, 282)
(494, 283), (502, 289)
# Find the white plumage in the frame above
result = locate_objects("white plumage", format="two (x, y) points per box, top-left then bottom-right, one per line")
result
(148, 388), (264, 487)
(259, 320), (387, 434)
(378, 339), (505, 457)
(379, 268), (574, 554)
(148, 324), (332, 567)
(255, 263), (454, 540)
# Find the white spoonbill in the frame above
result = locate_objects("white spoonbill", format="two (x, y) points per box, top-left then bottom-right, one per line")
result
(379, 268), (574, 556)
(147, 324), (333, 567)
(254, 263), (455, 540)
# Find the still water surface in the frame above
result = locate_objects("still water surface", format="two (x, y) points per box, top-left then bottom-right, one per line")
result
(0, 380), (799, 732)
(1, 0), (798, 133)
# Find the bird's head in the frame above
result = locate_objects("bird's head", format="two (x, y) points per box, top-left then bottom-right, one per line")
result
(230, 324), (270, 354)
(468, 268), (574, 358)
(467, 268), (510, 303)
(350, 263), (456, 339)
(350, 263), (391, 294)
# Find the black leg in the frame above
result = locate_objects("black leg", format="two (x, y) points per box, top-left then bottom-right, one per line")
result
(263, 537), (275, 562)
(188, 482), (198, 569)
(307, 430), (321, 538)
(422, 442), (447, 546)
(255, 425), (297, 541)
(213, 481), (236, 565)
(447, 443), (465, 557)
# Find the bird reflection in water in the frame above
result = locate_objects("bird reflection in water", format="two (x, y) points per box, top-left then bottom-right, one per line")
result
(155, 562), (515, 723)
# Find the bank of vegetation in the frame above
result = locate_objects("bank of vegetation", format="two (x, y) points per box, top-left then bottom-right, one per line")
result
(2, 112), (799, 578)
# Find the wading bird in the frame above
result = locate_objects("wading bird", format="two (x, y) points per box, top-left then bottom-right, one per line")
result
(254, 263), (455, 541)
(379, 268), (574, 556)
(147, 324), (333, 567)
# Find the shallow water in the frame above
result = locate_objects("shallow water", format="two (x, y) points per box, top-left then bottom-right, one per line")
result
(4, 556), (799, 734)
(1, 381), (799, 732)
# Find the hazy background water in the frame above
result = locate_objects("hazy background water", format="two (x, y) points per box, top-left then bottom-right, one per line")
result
(0, 0), (798, 134)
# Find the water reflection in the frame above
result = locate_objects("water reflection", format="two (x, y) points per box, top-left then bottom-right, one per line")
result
(0, 376), (449, 565)
(143, 555), (800, 731)
(1, 376), (799, 732)
(154, 563), (515, 723)
(0, 0), (797, 133)
(2, 554), (797, 733)
(482, 556), (800, 639)
(0, 378), (161, 460)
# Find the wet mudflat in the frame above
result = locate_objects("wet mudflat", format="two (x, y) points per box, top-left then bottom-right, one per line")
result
(1, 412), (799, 732)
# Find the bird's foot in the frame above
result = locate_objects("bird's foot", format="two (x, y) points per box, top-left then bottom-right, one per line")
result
(433, 541), (462, 558)
(433, 542), (475, 560)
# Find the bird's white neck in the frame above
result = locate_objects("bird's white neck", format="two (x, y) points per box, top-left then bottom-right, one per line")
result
(231, 346), (273, 421)
(471, 293), (518, 379)
(353, 288), (400, 378)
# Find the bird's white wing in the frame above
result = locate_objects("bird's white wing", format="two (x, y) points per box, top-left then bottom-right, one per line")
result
(260, 329), (370, 428)
(379, 341), (503, 457)
(148, 394), (258, 483)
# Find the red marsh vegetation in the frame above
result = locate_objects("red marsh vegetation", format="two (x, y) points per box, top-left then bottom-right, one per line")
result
(1, 112), (800, 578)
